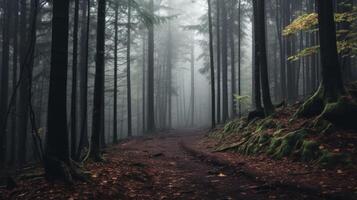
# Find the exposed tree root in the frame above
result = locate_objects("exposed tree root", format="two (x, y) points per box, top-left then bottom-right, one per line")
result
(293, 85), (357, 130)
(44, 157), (90, 184)
(248, 109), (265, 121)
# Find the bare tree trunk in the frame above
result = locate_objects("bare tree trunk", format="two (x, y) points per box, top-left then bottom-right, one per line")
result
(77, 0), (90, 160)
(70, 0), (79, 160)
(126, 0), (132, 137)
(0, 0), (11, 166)
(229, 0), (236, 117)
(90, 0), (106, 161)
(207, 0), (216, 128)
(147, 0), (155, 133)
(221, 0), (229, 122)
(113, 1), (119, 143)
(256, 0), (274, 115)
(216, 0), (221, 123)
(190, 36), (195, 127)
(45, 0), (72, 179)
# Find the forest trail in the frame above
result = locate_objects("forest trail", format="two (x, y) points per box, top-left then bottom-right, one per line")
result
(107, 129), (321, 200)
(1, 129), (326, 200)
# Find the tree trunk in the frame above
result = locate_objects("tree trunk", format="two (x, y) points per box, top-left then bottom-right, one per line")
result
(237, 0), (242, 117)
(190, 37), (195, 127)
(215, 0), (221, 123)
(45, 0), (72, 180)
(317, 0), (345, 100)
(10, 0), (19, 165)
(126, 0), (132, 137)
(207, 0), (216, 128)
(221, 0), (229, 122)
(77, 0), (90, 161)
(252, 0), (262, 112)
(256, 0), (274, 115)
(147, 0), (155, 133)
(0, 0), (11, 166)
(229, 0), (236, 117)
(70, 0), (79, 160)
(113, 1), (119, 143)
(90, 0), (106, 161)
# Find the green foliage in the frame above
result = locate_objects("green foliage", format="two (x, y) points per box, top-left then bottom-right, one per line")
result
(283, 7), (357, 61)
(233, 95), (250, 106)
(283, 13), (318, 36)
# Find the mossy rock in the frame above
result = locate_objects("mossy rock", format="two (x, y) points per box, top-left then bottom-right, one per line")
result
(300, 140), (320, 162)
(271, 129), (309, 159)
(317, 150), (352, 168)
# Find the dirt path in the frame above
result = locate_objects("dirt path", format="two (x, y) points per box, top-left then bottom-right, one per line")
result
(111, 129), (321, 200)
(1, 129), (323, 200)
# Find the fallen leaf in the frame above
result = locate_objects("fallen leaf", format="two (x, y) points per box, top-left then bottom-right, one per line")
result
(218, 173), (227, 177)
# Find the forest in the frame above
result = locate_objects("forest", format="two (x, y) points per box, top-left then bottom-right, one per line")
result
(0, 0), (357, 199)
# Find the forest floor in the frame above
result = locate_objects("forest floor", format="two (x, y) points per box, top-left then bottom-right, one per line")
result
(2, 129), (352, 200)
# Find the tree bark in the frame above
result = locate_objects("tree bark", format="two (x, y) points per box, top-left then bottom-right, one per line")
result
(45, 0), (71, 179)
(126, 0), (132, 137)
(147, 0), (156, 133)
(215, 0), (221, 123)
(113, 1), (119, 143)
(221, 0), (229, 122)
(208, 0), (216, 128)
(90, 0), (106, 161)
(256, 0), (274, 115)
(70, 0), (79, 160)
(77, 0), (90, 161)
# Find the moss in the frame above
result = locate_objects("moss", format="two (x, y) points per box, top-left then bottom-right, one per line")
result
(293, 85), (325, 119)
(255, 117), (276, 133)
(319, 96), (357, 129)
(313, 119), (334, 135)
(300, 140), (320, 162)
(271, 129), (309, 159)
(317, 150), (352, 168)
(267, 137), (282, 155)
(273, 129), (286, 137)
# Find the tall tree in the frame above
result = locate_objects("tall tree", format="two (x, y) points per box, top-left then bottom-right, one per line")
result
(295, 0), (357, 129)
(207, 0), (216, 128)
(215, 0), (221, 123)
(221, 0), (229, 122)
(190, 36), (195, 127)
(252, 0), (262, 113)
(256, 0), (274, 115)
(237, 0), (242, 117)
(77, 0), (90, 160)
(90, 0), (106, 161)
(71, 0), (80, 160)
(45, 0), (72, 180)
(10, 0), (19, 165)
(127, 0), (132, 137)
(229, 0), (236, 116)
(0, 0), (11, 166)
(113, 1), (119, 143)
(147, 0), (156, 133)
